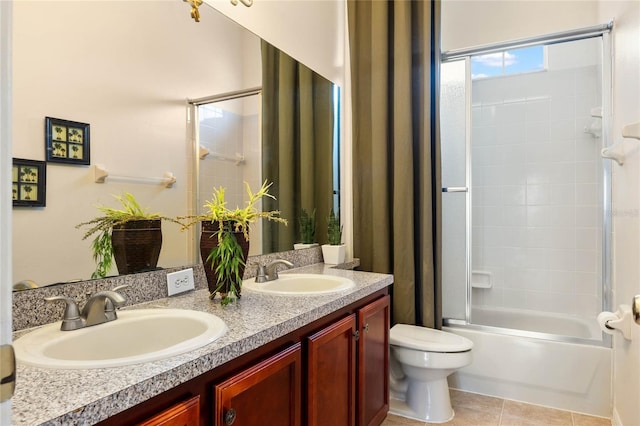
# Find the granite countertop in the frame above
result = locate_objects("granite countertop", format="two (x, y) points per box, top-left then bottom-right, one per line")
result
(11, 264), (393, 426)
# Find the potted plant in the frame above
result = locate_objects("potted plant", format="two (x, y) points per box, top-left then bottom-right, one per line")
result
(321, 209), (345, 265)
(76, 193), (181, 278)
(181, 180), (287, 305)
(293, 208), (318, 250)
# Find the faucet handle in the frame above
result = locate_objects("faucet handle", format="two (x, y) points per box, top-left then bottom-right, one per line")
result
(44, 296), (84, 331)
(104, 286), (129, 320)
(255, 265), (268, 283)
(111, 284), (129, 292)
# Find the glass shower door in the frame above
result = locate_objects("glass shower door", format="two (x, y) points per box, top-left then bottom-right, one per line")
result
(441, 59), (469, 322)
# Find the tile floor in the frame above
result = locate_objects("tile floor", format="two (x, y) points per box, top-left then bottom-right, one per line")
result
(382, 390), (611, 426)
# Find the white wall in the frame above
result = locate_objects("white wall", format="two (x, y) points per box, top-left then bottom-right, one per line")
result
(204, 0), (345, 86)
(596, 2), (640, 425)
(11, 1), (251, 285)
(441, 0), (599, 52)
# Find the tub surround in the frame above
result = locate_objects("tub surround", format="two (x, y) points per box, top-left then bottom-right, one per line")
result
(11, 262), (388, 425)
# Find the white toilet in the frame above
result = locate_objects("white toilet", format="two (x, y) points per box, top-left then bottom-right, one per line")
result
(388, 324), (473, 423)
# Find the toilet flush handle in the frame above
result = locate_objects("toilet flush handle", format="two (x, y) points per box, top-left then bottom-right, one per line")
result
(633, 295), (640, 326)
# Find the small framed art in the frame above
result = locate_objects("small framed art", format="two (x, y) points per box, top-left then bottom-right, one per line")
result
(45, 117), (90, 165)
(12, 158), (46, 207)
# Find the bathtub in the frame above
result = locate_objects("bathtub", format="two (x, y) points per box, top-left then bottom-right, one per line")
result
(470, 305), (601, 340)
(443, 307), (612, 417)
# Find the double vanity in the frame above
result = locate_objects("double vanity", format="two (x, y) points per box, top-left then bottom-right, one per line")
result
(11, 260), (393, 425)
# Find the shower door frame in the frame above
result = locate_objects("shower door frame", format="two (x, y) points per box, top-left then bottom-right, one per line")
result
(440, 23), (614, 347)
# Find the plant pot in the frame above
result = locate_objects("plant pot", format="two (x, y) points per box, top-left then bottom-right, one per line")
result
(293, 243), (319, 250)
(111, 219), (162, 275)
(200, 221), (250, 298)
(321, 244), (346, 265)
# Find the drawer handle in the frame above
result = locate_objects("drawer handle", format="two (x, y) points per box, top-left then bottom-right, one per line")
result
(225, 408), (236, 425)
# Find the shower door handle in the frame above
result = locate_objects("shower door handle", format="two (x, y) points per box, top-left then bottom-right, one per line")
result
(442, 187), (468, 193)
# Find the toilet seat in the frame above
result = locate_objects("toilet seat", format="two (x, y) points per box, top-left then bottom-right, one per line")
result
(390, 324), (473, 353)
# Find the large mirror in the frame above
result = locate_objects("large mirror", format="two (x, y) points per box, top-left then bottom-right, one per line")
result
(11, 1), (338, 289)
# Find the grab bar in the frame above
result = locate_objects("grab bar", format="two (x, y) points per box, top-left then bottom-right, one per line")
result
(442, 187), (468, 193)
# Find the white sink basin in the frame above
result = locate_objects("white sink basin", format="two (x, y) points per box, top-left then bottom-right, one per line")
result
(14, 309), (227, 369)
(243, 273), (355, 295)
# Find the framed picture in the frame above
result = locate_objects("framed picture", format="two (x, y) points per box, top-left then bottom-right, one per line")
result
(12, 158), (46, 207)
(45, 117), (90, 165)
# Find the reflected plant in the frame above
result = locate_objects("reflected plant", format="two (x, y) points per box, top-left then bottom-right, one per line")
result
(299, 208), (316, 244)
(77, 193), (181, 279)
(327, 209), (342, 245)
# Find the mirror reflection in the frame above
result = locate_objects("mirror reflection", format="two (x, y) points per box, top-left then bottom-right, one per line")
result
(12, 1), (339, 290)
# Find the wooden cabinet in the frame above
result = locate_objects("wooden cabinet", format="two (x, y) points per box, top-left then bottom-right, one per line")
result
(357, 295), (390, 426)
(137, 395), (200, 426)
(307, 295), (390, 426)
(214, 343), (301, 426)
(307, 315), (357, 426)
(98, 289), (390, 426)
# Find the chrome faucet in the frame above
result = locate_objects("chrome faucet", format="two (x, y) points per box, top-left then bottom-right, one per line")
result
(81, 290), (126, 327)
(255, 259), (294, 283)
(45, 286), (128, 331)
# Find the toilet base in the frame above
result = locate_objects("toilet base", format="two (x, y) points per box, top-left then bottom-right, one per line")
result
(388, 377), (455, 423)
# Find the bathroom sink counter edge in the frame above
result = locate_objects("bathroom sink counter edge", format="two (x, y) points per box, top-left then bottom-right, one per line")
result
(11, 263), (393, 426)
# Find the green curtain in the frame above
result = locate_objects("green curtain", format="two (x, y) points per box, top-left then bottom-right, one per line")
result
(348, 0), (442, 328)
(261, 41), (335, 253)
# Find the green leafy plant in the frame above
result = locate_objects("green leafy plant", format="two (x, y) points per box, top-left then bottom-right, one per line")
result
(180, 180), (287, 305)
(76, 193), (180, 279)
(327, 209), (343, 245)
(207, 230), (246, 306)
(299, 208), (316, 244)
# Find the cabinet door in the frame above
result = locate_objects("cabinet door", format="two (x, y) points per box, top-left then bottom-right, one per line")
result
(357, 296), (390, 426)
(307, 314), (356, 426)
(214, 343), (301, 426)
(137, 395), (200, 426)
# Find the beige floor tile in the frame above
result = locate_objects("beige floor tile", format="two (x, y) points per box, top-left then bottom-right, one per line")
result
(451, 389), (504, 412)
(500, 400), (573, 426)
(382, 414), (426, 426)
(384, 391), (607, 426)
(447, 406), (501, 425)
(572, 413), (612, 426)
(448, 390), (503, 426)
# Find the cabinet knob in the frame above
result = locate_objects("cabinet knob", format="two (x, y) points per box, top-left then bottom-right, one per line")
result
(224, 408), (236, 425)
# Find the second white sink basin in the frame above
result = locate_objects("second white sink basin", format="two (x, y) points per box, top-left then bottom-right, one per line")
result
(14, 309), (227, 369)
(243, 273), (355, 295)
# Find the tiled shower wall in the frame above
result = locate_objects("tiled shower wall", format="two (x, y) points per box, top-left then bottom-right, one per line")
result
(471, 39), (603, 318)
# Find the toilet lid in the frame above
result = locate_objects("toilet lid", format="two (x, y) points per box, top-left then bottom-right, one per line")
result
(390, 324), (473, 353)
